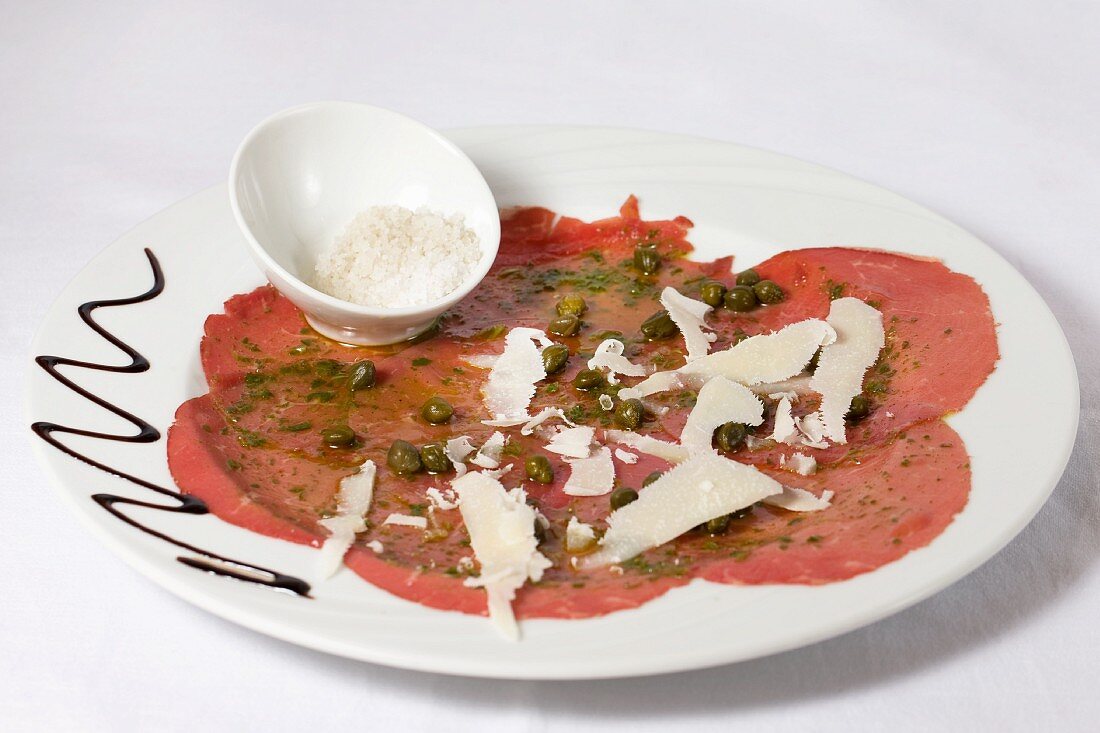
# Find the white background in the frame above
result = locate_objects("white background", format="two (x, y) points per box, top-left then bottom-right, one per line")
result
(3, 2), (1097, 730)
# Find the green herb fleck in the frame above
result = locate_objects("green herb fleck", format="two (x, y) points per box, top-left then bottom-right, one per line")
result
(565, 404), (588, 423)
(236, 431), (267, 448)
(825, 280), (846, 300)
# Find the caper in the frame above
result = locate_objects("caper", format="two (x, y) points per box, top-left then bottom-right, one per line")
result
(610, 487), (639, 510)
(420, 396), (454, 424)
(613, 398), (645, 430)
(572, 368), (605, 391)
(387, 439), (422, 474)
(846, 394), (871, 421)
(420, 442), (453, 473)
(704, 514), (732, 535)
(699, 280), (727, 307)
(348, 360), (376, 390)
(640, 310), (679, 340)
(736, 268), (761, 287)
(753, 279), (785, 305)
(548, 314), (581, 337)
(715, 422), (747, 452)
(321, 425), (356, 449)
(723, 285), (758, 312)
(642, 471), (663, 487)
(541, 343), (570, 374)
(525, 455), (554, 484)
(556, 294), (587, 317)
(634, 243), (661, 274)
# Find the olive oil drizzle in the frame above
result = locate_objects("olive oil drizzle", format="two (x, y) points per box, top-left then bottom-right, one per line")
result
(31, 248), (311, 597)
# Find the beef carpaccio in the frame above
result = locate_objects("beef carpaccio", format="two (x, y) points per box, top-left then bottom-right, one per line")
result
(168, 197), (997, 623)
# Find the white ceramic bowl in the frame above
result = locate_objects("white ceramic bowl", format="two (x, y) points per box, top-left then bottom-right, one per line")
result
(229, 102), (500, 345)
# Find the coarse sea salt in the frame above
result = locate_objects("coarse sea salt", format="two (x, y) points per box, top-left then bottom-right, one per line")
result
(313, 205), (480, 308)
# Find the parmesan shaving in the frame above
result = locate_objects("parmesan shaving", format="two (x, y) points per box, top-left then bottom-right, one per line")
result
(563, 446), (616, 496)
(587, 338), (647, 384)
(544, 426), (596, 458)
(623, 319), (833, 400)
(660, 287), (716, 362)
(618, 370), (683, 402)
(454, 473), (551, 640)
(316, 460), (376, 578)
(486, 406), (578, 432)
(471, 431), (507, 468)
(366, 540), (384, 553)
(770, 396), (800, 445)
(810, 298), (885, 443)
(614, 448), (639, 464)
(445, 436), (477, 477)
(603, 430), (689, 463)
(426, 486), (460, 511)
(462, 353), (499, 370)
(795, 412), (830, 449)
(483, 463), (514, 480)
(482, 327), (549, 420)
(582, 451), (783, 566)
(780, 452), (817, 476)
(679, 377), (764, 455)
(763, 486), (833, 512)
(749, 376), (814, 397)
(518, 407), (575, 435)
(382, 513), (427, 529)
(481, 417), (527, 428)
(680, 319), (835, 386)
(598, 394), (614, 411)
(565, 516), (598, 553)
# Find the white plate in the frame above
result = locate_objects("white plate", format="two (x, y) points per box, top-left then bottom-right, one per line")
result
(26, 126), (1078, 679)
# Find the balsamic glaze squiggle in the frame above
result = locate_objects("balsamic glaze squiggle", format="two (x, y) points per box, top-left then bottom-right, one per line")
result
(31, 248), (311, 597)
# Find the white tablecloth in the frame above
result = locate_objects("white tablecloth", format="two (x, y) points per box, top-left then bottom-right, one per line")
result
(3, 2), (1097, 730)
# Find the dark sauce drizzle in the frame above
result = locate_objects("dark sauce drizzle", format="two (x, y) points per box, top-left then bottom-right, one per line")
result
(31, 248), (311, 597)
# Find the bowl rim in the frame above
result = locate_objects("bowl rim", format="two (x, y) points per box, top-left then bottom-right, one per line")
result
(227, 100), (501, 319)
